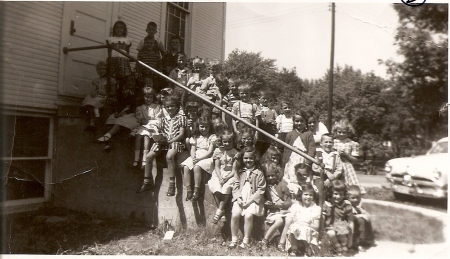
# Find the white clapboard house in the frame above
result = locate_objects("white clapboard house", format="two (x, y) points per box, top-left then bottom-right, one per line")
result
(1, 2), (226, 215)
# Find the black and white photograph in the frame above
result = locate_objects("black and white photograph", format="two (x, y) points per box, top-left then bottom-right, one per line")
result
(1, 1), (448, 258)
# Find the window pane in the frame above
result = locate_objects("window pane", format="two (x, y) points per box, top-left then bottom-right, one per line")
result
(2, 115), (49, 157)
(183, 3), (189, 10)
(3, 160), (46, 201)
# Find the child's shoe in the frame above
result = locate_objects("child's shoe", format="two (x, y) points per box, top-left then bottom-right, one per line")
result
(277, 243), (286, 252)
(167, 182), (176, 196)
(185, 188), (193, 201)
(192, 187), (200, 201)
(228, 241), (238, 249)
(239, 242), (250, 249)
(136, 183), (153, 193)
(211, 209), (224, 224)
(132, 161), (139, 168)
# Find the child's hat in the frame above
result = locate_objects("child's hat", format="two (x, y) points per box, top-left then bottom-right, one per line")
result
(160, 88), (173, 95)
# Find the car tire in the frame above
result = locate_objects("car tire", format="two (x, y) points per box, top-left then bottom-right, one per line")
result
(393, 192), (408, 200)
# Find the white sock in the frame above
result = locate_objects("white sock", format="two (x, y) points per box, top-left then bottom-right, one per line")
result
(94, 108), (100, 118)
(231, 236), (238, 242)
(142, 150), (149, 162)
(243, 237), (249, 244)
(134, 150), (140, 161)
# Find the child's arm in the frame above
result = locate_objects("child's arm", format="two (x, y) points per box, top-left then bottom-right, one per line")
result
(135, 106), (147, 125)
(167, 127), (186, 144)
(245, 171), (266, 208)
(214, 158), (224, 183)
(189, 141), (196, 158)
(193, 138), (215, 164)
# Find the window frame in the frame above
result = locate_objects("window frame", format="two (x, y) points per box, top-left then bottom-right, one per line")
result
(1, 111), (54, 212)
(164, 2), (191, 54)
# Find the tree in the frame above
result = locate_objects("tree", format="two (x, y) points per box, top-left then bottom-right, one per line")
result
(385, 4), (448, 147)
(223, 49), (278, 92)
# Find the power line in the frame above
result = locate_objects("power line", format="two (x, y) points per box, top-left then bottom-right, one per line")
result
(227, 4), (325, 26)
(227, 8), (328, 29)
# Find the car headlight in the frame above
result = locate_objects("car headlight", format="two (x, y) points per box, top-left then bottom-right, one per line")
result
(403, 174), (412, 182)
(384, 162), (392, 173)
(432, 168), (441, 180)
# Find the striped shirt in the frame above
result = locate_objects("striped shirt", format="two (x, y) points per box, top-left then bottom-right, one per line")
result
(160, 113), (187, 140)
(222, 93), (240, 111)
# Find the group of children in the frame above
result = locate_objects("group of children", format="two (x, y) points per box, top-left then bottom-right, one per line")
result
(81, 20), (374, 256)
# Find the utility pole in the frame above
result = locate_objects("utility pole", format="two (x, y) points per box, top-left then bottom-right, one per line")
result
(327, 2), (335, 132)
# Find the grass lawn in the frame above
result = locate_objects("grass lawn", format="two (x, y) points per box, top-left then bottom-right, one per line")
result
(364, 203), (445, 244)
(3, 194), (445, 255)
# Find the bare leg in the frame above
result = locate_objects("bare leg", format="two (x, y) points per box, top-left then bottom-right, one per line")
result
(166, 148), (177, 196)
(264, 217), (284, 242)
(279, 214), (293, 245)
(243, 214), (254, 242)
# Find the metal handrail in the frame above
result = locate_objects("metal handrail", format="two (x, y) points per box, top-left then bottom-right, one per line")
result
(62, 44), (320, 165)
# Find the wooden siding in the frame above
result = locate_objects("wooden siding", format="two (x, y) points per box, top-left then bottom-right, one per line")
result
(121, 2), (163, 63)
(1, 1), (63, 110)
(191, 3), (225, 61)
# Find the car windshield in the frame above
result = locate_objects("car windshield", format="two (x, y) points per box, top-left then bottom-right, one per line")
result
(428, 141), (448, 154)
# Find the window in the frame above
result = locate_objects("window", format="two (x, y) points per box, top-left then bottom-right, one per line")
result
(2, 114), (53, 203)
(165, 2), (190, 53)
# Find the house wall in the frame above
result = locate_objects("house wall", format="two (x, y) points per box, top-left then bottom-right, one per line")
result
(1, 1), (63, 111)
(190, 2), (226, 61)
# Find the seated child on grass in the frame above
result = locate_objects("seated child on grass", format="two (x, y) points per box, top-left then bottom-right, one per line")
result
(260, 162), (292, 250)
(323, 180), (354, 256)
(286, 183), (321, 257)
(347, 185), (374, 252)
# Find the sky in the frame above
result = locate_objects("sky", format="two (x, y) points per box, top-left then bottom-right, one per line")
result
(225, 2), (402, 80)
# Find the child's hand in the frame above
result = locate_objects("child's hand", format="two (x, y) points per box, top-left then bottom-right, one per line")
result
(236, 198), (244, 207)
(219, 178), (225, 186)
(324, 179), (332, 187)
(243, 200), (253, 209)
(193, 157), (200, 164)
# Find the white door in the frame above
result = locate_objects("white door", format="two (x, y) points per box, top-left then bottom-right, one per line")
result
(59, 2), (115, 97)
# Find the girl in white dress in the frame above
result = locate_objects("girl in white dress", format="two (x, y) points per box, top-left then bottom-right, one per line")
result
(131, 87), (162, 168)
(181, 114), (216, 201)
(287, 183), (321, 256)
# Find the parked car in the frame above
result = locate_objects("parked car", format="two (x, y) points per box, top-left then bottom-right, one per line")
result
(384, 137), (448, 200)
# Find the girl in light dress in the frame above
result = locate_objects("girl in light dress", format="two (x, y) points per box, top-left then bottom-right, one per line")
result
(285, 183), (321, 256)
(81, 61), (117, 131)
(281, 112), (316, 194)
(181, 113), (216, 201)
(332, 118), (365, 194)
(229, 146), (266, 249)
(208, 129), (238, 224)
(131, 87), (162, 168)
(106, 21), (132, 96)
